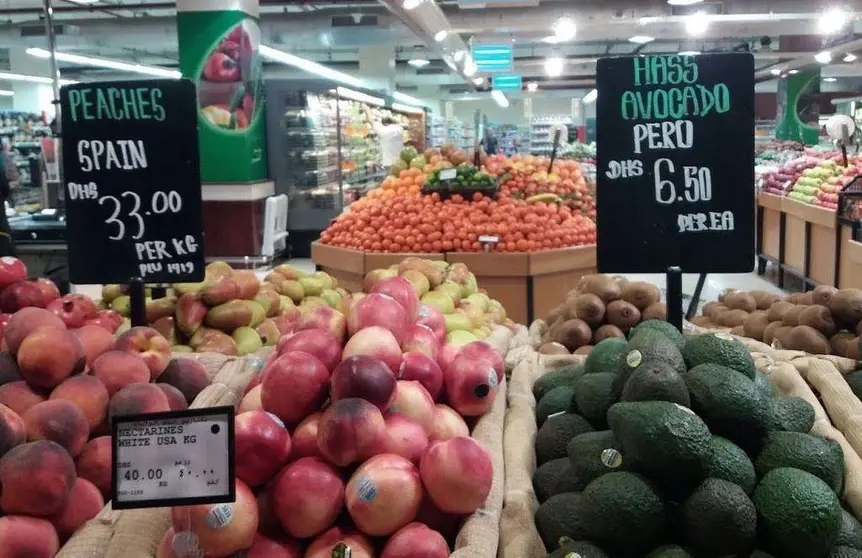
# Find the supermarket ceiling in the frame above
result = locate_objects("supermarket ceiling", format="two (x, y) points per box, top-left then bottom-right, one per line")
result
(0, 0), (859, 95)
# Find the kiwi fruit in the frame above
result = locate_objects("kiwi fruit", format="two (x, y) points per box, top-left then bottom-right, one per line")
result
(812, 285), (839, 307)
(787, 292), (814, 305)
(765, 301), (793, 323)
(782, 305), (805, 326)
(620, 281), (661, 311)
(743, 311), (770, 341)
(605, 300), (641, 332)
(788, 325), (830, 354)
(763, 321), (783, 345)
(751, 291), (780, 310)
(846, 337), (861, 360)
(703, 302), (728, 322)
(539, 342), (570, 356)
(613, 275), (630, 290)
(574, 345), (594, 356)
(717, 309), (749, 328)
(829, 332), (856, 356)
(718, 288), (737, 303)
(798, 304), (838, 338)
(642, 302), (667, 321)
(724, 292), (757, 313)
(573, 293), (606, 328)
(690, 315), (714, 327)
(730, 325), (746, 336)
(773, 325), (794, 349)
(554, 319), (593, 351)
(578, 275), (621, 305)
(593, 324), (625, 343)
(830, 289), (862, 329)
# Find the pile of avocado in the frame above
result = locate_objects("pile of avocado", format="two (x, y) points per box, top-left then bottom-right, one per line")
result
(424, 164), (497, 195)
(532, 321), (861, 558)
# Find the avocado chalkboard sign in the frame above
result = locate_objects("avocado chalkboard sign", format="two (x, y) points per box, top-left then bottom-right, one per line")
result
(596, 53), (755, 273)
(60, 79), (205, 284)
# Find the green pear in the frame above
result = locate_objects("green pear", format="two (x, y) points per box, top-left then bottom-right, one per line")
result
(233, 326), (263, 356)
(248, 301), (266, 327)
(444, 312), (473, 333)
(464, 293), (490, 313)
(312, 271), (334, 290)
(460, 273), (479, 297)
(101, 284), (126, 303)
(205, 261), (234, 279)
(447, 329), (478, 346)
(172, 282), (205, 295)
(363, 268), (397, 292)
(298, 277), (324, 297)
(321, 289), (342, 309)
(145, 296), (177, 324)
(281, 280), (305, 303)
(431, 260), (450, 272)
(256, 319), (281, 346)
(273, 264), (308, 280)
(115, 318), (132, 335)
(438, 281), (463, 305)
(335, 287), (349, 297)
(300, 296), (327, 309)
(280, 296), (296, 312)
(253, 292), (272, 316)
(205, 300), (254, 332)
(401, 270), (430, 296)
(111, 295), (131, 317)
(421, 291), (455, 315)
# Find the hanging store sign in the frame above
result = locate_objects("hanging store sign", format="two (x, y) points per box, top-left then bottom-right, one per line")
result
(492, 74), (522, 91)
(472, 45), (514, 73)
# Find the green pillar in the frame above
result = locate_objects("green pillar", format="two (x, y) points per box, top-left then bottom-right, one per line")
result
(177, 0), (267, 183)
(775, 69), (821, 145)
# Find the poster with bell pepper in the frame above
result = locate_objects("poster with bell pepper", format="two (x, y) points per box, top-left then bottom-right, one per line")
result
(177, 5), (267, 183)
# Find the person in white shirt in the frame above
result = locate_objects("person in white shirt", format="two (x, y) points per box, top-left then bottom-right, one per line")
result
(375, 116), (405, 167)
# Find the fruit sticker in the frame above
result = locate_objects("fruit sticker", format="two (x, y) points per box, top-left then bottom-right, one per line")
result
(197, 20), (261, 133)
(600, 448), (623, 468)
(488, 367), (499, 388)
(205, 503), (233, 530)
(355, 475), (377, 502)
(625, 350), (643, 368)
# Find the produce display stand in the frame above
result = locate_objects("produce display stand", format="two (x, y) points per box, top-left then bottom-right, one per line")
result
(57, 352), (266, 557)
(756, 194), (862, 289)
(312, 242), (598, 325)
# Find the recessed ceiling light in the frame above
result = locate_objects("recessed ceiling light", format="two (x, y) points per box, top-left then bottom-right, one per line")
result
(629, 35), (655, 44)
(815, 50), (832, 64)
(463, 58), (477, 77)
(679, 50), (701, 56)
(685, 11), (709, 36)
(541, 36), (561, 44)
(545, 56), (564, 77)
(667, 0), (703, 4)
(526, 81), (538, 92)
(823, 77), (838, 82)
(402, 0), (422, 9)
(788, 69), (799, 74)
(407, 57), (430, 68)
(818, 8), (850, 35)
(434, 30), (449, 42)
(845, 53), (858, 62)
(472, 77), (484, 85)
(453, 50), (466, 62)
(552, 17), (577, 42)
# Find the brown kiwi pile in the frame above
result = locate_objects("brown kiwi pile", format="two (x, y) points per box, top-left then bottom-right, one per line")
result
(691, 285), (862, 359)
(539, 274), (664, 355)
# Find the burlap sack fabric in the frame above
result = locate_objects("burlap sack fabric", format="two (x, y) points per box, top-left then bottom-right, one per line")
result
(57, 353), (264, 558)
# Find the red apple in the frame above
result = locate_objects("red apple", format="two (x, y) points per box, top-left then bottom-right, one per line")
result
(420, 437), (493, 515)
(371, 276), (420, 322)
(383, 413), (429, 463)
(347, 293), (410, 343)
(343, 326), (402, 375)
(47, 295), (89, 329)
(429, 404), (470, 441)
(345, 453), (422, 536)
(436, 343), (461, 373)
(0, 257), (27, 291)
(317, 398), (386, 467)
(388, 380), (435, 433)
(444, 352), (499, 416)
(382, 522), (449, 558)
(330, 355), (396, 411)
(458, 341), (504, 383)
(0, 281), (45, 313)
(261, 351), (329, 426)
(290, 411), (322, 461)
(234, 411), (292, 487)
(398, 352), (443, 401)
(417, 303), (446, 342)
(271, 457), (344, 538)
(275, 329), (341, 372)
(32, 278), (60, 305)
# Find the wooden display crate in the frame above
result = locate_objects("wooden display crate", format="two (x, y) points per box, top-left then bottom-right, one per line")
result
(311, 242), (598, 325)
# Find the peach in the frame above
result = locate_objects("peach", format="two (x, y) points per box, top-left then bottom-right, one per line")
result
(158, 357), (210, 403)
(371, 276), (421, 322)
(235, 411), (292, 487)
(0, 516), (59, 557)
(389, 380), (435, 433)
(170, 479), (258, 558)
(331, 355), (397, 411)
(156, 384), (188, 411)
(401, 324), (439, 360)
(383, 413), (429, 463)
(275, 328), (342, 372)
(17, 327), (85, 389)
(238, 384), (263, 413)
(0, 380), (45, 416)
(0, 351), (21, 385)
(317, 398), (387, 467)
(0, 440), (76, 515)
(73, 324), (115, 369)
(343, 326), (402, 375)
(114, 326), (171, 379)
(75, 436), (111, 498)
(50, 375), (110, 433)
(346, 453), (423, 536)
(429, 404), (470, 441)
(420, 437), (493, 515)
(24, 400), (90, 457)
(347, 293), (410, 343)
(246, 533), (302, 558)
(4, 307), (65, 356)
(305, 526), (374, 558)
(399, 352), (443, 401)
(48, 477), (105, 538)
(92, 350), (151, 396)
(261, 351), (329, 426)
(271, 457), (344, 538)
(109, 383), (171, 418)
(0, 403), (24, 458)
(382, 522), (450, 558)
(290, 411), (322, 461)
(294, 306), (347, 345)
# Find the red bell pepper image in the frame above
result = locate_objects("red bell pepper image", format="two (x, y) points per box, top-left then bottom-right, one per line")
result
(203, 51), (240, 83)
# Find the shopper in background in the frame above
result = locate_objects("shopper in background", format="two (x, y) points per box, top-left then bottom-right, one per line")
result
(375, 116), (405, 167)
(484, 129), (499, 155)
(0, 145), (16, 257)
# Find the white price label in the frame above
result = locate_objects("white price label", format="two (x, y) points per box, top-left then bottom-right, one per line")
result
(112, 407), (234, 510)
(440, 168), (457, 180)
(478, 235), (500, 243)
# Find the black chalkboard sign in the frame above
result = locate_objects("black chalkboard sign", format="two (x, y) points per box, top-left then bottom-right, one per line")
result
(596, 53), (755, 273)
(60, 79), (204, 284)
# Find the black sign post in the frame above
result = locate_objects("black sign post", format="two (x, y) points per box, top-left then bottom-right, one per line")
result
(60, 79), (205, 324)
(596, 53), (755, 330)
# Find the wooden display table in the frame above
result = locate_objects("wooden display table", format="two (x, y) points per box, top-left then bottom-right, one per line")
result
(311, 242), (598, 324)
